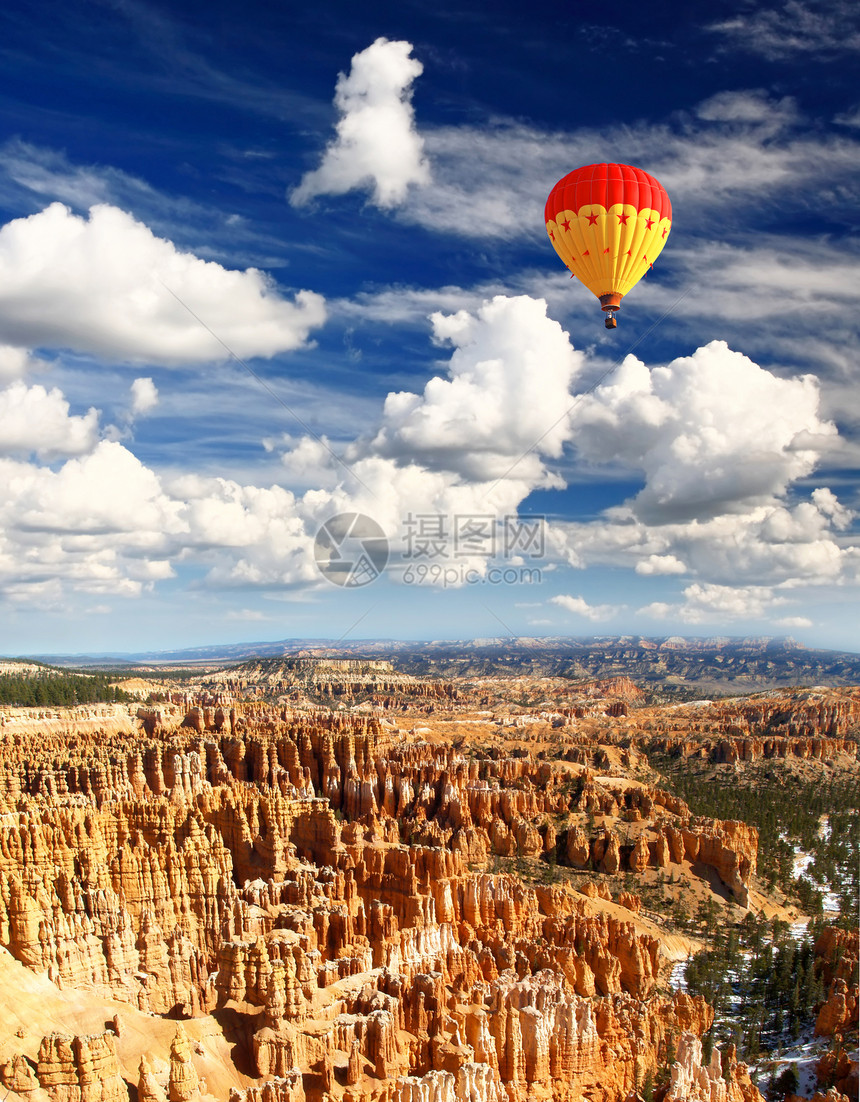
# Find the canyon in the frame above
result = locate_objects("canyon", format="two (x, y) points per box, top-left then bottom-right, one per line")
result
(0, 662), (857, 1102)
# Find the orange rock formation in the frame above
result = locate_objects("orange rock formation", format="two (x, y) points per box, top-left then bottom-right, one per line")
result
(0, 701), (764, 1102)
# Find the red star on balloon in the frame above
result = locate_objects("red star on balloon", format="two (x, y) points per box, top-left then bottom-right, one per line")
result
(617, 212), (629, 225)
(561, 218), (571, 231)
(586, 212), (599, 225)
(645, 218), (655, 230)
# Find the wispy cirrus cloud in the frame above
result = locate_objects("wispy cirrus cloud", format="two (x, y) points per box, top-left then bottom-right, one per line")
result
(409, 96), (860, 240)
(3, 0), (326, 125)
(0, 139), (296, 271)
(292, 55), (860, 246)
(705, 0), (860, 60)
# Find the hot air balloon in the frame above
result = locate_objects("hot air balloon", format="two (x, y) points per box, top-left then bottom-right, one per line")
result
(545, 163), (672, 329)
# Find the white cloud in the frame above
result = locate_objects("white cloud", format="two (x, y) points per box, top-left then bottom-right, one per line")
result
(622, 235), (860, 403)
(7, 441), (183, 540)
(0, 441), (181, 600)
(635, 554), (687, 576)
(0, 440), (321, 603)
(638, 582), (790, 624)
(291, 38), (429, 209)
(680, 582), (788, 621)
(571, 341), (836, 523)
(706, 1), (860, 59)
(0, 203), (326, 364)
(777, 615), (814, 628)
(336, 282), (504, 327)
(0, 294), (854, 614)
(559, 495), (856, 589)
(263, 296), (588, 584)
(1, 297), (568, 601)
(384, 89), (860, 244)
(653, 238), (859, 321)
(696, 89), (798, 125)
(130, 377), (159, 415)
(551, 594), (618, 621)
(0, 138), (139, 212)
(277, 304), (857, 598)
(811, 486), (853, 528)
(366, 295), (582, 482)
(0, 381), (99, 459)
(0, 346), (32, 383)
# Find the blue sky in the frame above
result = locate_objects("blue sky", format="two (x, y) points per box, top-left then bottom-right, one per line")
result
(0, 0), (859, 655)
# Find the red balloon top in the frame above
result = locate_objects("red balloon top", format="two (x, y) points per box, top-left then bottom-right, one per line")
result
(545, 163), (672, 223)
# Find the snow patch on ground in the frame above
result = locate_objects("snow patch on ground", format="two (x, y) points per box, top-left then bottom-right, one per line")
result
(669, 958), (689, 993)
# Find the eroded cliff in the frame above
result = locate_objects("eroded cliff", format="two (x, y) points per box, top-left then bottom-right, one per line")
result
(0, 688), (780, 1102)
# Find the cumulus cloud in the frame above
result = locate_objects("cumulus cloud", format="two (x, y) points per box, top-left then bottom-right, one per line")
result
(524, 333), (860, 616)
(0, 443), (178, 599)
(277, 303), (856, 602)
(366, 295), (581, 482)
(0, 441), (320, 602)
(810, 486), (853, 528)
(777, 615), (814, 628)
(173, 476), (317, 588)
(8, 441), (183, 540)
(559, 494), (855, 589)
(0, 295), (574, 603)
(639, 582), (790, 624)
(571, 341), (836, 523)
(0, 293), (854, 618)
(635, 554), (688, 576)
(252, 295), (585, 585)
(291, 38), (429, 209)
(551, 594), (618, 621)
(130, 377), (159, 415)
(0, 203), (326, 364)
(0, 381), (99, 459)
